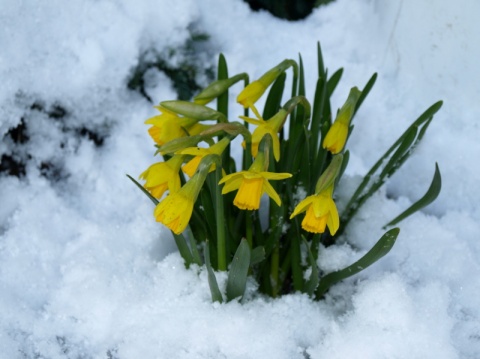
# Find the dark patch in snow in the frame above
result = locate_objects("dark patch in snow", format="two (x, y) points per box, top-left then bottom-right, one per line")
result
(0, 97), (107, 181)
(128, 26), (215, 102)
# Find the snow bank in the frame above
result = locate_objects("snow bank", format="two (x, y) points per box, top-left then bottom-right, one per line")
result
(1, 0), (480, 357)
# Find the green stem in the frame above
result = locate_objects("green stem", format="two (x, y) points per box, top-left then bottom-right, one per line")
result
(215, 165), (227, 271)
(246, 211), (253, 248)
(270, 244), (280, 297)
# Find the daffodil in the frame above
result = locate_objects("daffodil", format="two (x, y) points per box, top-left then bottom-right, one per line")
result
(145, 106), (199, 145)
(219, 152), (292, 210)
(322, 120), (349, 154)
(237, 59), (295, 119)
(139, 155), (184, 198)
(237, 81), (265, 119)
(194, 74), (247, 105)
(178, 137), (230, 177)
(240, 108), (287, 161)
(290, 185), (339, 235)
(322, 87), (361, 154)
(154, 170), (205, 234)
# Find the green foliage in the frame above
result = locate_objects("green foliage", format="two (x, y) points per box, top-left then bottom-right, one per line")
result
(131, 43), (442, 302)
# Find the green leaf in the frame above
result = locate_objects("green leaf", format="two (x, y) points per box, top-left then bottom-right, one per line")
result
(215, 59), (229, 105)
(263, 72), (286, 120)
(126, 174), (159, 205)
(317, 41), (326, 79)
(316, 228), (399, 298)
(354, 73), (377, 117)
(326, 68), (343, 96)
(379, 126), (418, 179)
(384, 163), (442, 227)
(186, 230), (202, 266)
(226, 238), (251, 301)
(291, 234), (304, 292)
(250, 246), (266, 266)
(172, 233), (195, 268)
(302, 236), (319, 296)
(340, 101), (443, 235)
(204, 242), (223, 303)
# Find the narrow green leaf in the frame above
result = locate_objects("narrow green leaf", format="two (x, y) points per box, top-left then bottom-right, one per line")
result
(302, 236), (319, 296)
(293, 55), (306, 139)
(310, 78), (326, 154)
(173, 233), (195, 268)
(291, 234), (304, 292)
(317, 41), (326, 79)
(298, 54), (306, 97)
(316, 228), (399, 298)
(336, 150), (349, 184)
(340, 101), (443, 235)
(379, 126), (418, 179)
(186, 231), (202, 266)
(226, 238), (251, 301)
(384, 163), (442, 227)
(204, 242), (223, 303)
(354, 73), (377, 117)
(126, 174), (159, 205)
(326, 68), (343, 96)
(263, 72), (286, 120)
(212, 54), (229, 111)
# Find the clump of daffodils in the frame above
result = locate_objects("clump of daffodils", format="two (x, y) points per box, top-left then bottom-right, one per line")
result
(130, 45), (442, 302)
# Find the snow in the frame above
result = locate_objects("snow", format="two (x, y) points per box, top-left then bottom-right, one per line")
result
(1, 0), (480, 357)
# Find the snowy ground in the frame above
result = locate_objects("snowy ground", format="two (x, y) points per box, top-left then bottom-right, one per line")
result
(1, 0), (480, 357)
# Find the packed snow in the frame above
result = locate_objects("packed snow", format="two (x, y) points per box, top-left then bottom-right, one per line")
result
(1, 0), (480, 357)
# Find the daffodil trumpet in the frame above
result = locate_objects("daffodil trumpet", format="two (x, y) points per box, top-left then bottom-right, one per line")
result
(219, 136), (292, 211)
(291, 154), (343, 234)
(139, 155), (185, 198)
(154, 154), (221, 235)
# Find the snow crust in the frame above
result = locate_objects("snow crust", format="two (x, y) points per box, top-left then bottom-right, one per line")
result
(1, 0), (480, 357)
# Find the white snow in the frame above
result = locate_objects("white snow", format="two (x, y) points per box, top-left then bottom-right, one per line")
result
(1, 0), (480, 357)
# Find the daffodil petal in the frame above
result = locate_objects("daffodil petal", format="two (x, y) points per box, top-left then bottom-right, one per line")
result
(239, 115), (265, 125)
(218, 171), (247, 185)
(260, 172), (292, 180)
(178, 147), (210, 156)
(263, 180), (282, 206)
(290, 195), (315, 218)
(326, 202), (340, 235)
(221, 175), (244, 194)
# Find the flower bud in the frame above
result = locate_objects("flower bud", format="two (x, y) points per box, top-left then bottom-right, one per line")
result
(161, 101), (227, 123)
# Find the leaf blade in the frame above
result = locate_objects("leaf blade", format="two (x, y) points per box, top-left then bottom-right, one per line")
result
(226, 239), (251, 301)
(316, 228), (399, 298)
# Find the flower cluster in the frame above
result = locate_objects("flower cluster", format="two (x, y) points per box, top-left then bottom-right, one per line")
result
(131, 48), (441, 302)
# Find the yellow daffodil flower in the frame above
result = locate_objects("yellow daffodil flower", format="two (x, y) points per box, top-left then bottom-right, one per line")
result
(290, 185), (339, 235)
(219, 152), (292, 210)
(240, 108), (287, 161)
(237, 60), (295, 119)
(154, 170), (205, 234)
(139, 155), (184, 198)
(322, 87), (361, 154)
(145, 106), (199, 145)
(322, 120), (349, 154)
(178, 137), (230, 177)
(237, 81), (265, 119)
